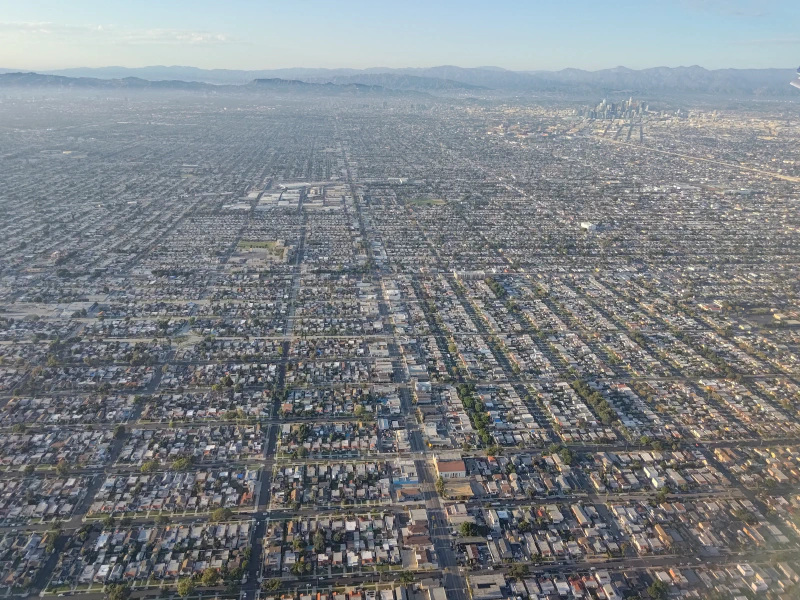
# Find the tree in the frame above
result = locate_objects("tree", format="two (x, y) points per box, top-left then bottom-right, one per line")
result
(114, 424), (126, 439)
(55, 460), (70, 476)
(177, 578), (195, 598)
(733, 508), (758, 526)
(141, 460), (159, 474)
(210, 507), (233, 522)
(201, 568), (221, 587)
(263, 579), (281, 592)
(106, 583), (130, 600)
(508, 563), (529, 581)
(172, 456), (193, 471)
(399, 571), (415, 586)
(459, 522), (478, 537)
(485, 444), (501, 456)
(648, 579), (668, 600)
(313, 529), (326, 553)
(77, 525), (92, 542)
(435, 476), (446, 498)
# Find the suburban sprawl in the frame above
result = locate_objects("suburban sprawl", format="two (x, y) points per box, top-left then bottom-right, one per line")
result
(0, 80), (799, 600)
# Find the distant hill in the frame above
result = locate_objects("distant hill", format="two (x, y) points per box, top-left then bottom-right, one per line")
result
(0, 72), (427, 97)
(0, 72), (213, 90)
(3, 65), (797, 97)
(36, 65), (531, 91)
(302, 73), (487, 92)
(40, 66), (370, 85)
(532, 66), (796, 96)
(246, 78), (425, 96)
(367, 65), (796, 96)
(39, 66), (486, 93)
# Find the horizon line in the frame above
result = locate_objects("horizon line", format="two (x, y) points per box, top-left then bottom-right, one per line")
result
(1, 64), (796, 74)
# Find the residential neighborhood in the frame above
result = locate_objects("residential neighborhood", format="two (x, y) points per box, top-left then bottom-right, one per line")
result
(0, 77), (799, 600)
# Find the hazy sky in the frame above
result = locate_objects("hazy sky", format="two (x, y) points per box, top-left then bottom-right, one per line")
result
(0, 0), (797, 71)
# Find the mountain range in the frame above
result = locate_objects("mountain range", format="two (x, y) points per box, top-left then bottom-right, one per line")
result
(0, 65), (797, 97)
(0, 72), (427, 97)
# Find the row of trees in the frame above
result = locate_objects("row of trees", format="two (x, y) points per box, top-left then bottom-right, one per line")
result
(435, 476), (446, 498)
(98, 507), (231, 531)
(484, 277), (507, 300)
(546, 444), (575, 466)
(140, 455), (194, 474)
(456, 383), (494, 447)
(106, 565), (229, 600)
(570, 379), (618, 426)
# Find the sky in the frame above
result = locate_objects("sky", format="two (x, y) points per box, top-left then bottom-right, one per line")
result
(0, 0), (797, 72)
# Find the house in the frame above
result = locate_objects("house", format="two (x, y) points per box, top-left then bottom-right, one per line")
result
(435, 457), (466, 479)
(446, 503), (475, 525)
(414, 548), (437, 569)
(469, 573), (505, 600)
(602, 583), (621, 600)
(396, 487), (423, 502)
(414, 380), (432, 404)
